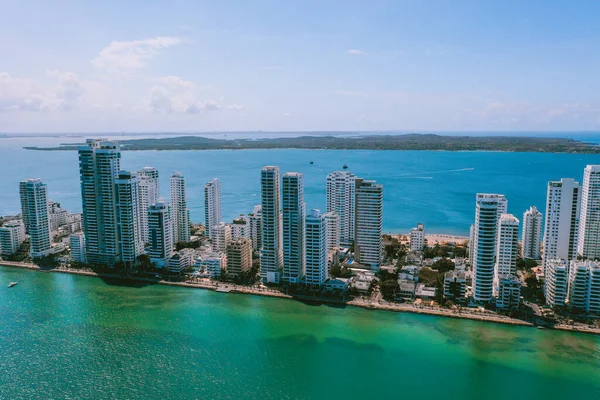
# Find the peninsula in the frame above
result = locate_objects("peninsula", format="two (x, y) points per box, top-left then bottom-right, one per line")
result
(23, 133), (600, 153)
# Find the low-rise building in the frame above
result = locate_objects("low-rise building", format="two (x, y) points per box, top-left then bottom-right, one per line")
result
(196, 253), (227, 279)
(167, 249), (195, 273)
(443, 271), (466, 301)
(415, 284), (436, 299)
(398, 279), (416, 298)
(0, 220), (25, 256)
(496, 275), (521, 310)
(324, 278), (350, 291)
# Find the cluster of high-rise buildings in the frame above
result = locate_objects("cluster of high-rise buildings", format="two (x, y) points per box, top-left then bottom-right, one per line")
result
(469, 165), (600, 312)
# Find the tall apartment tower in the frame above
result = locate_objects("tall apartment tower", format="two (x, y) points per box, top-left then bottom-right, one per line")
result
(138, 167), (160, 244)
(544, 259), (569, 307)
(226, 238), (253, 281)
(326, 171), (356, 247)
(543, 178), (580, 271)
(78, 139), (121, 266)
(494, 214), (519, 294)
(577, 165), (600, 259)
(115, 171), (144, 267)
(213, 222), (232, 253)
(260, 166), (283, 283)
(204, 178), (222, 241)
(20, 179), (52, 258)
(522, 206), (543, 260)
(410, 223), (425, 252)
(472, 194), (505, 302)
(354, 178), (383, 270)
(249, 205), (262, 252)
(305, 209), (328, 287)
(69, 232), (86, 263)
(568, 260), (600, 314)
(282, 172), (306, 284)
(170, 172), (190, 244)
(323, 211), (340, 252)
(147, 199), (173, 267)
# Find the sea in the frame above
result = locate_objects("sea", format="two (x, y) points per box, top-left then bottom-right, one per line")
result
(2, 132), (600, 235)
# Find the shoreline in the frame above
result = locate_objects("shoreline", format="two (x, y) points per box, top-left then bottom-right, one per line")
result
(2, 261), (599, 336)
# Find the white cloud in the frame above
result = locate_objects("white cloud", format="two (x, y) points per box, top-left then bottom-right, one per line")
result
(91, 36), (185, 71)
(145, 76), (222, 114)
(347, 49), (367, 55)
(227, 104), (244, 110)
(283, 112), (292, 117)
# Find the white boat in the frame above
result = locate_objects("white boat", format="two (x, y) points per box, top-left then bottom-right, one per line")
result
(8, 282), (17, 288)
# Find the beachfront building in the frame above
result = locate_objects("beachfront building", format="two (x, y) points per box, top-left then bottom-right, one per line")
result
(323, 211), (340, 253)
(305, 209), (328, 287)
(496, 276), (522, 310)
(410, 223), (425, 252)
(213, 222), (231, 253)
(249, 205), (262, 252)
(197, 253), (227, 279)
(472, 194), (506, 303)
(545, 259), (570, 307)
(443, 271), (466, 301)
(20, 178), (52, 258)
(47, 200), (68, 233)
(138, 167), (160, 244)
(543, 178), (580, 272)
(494, 214), (519, 294)
(204, 178), (222, 241)
(231, 215), (250, 240)
(326, 171), (356, 247)
(354, 178), (383, 270)
(69, 232), (86, 263)
(522, 206), (543, 260)
(167, 248), (195, 274)
(78, 139), (121, 266)
(0, 220), (25, 256)
(147, 199), (173, 268)
(577, 165), (600, 260)
(260, 166), (283, 283)
(115, 171), (144, 267)
(282, 172), (305, 284)
(170, 172), (190, 244)
(568, 260), (600, 314)
(226, 238), (252, 280)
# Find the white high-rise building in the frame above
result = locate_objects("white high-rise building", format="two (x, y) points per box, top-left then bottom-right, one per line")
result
(260, 166), (283, 283)
(170, 172), (190, 244)
(20, 179), (52, 258)
(78, 139), (121, 266)
(326, 171), (356, 247)
(323, 211), (340, 252)
(545, 259), (569, 307)
(115, 171), (144, 267)
(472, 194), (505, 302)
(495, 214), (519, 293)
(568, 260), (600, 313)
(354, 178), (383, 270)
(249, 205), (262, 252)
(468, 224), (476, 266)
(577, 165), (600, 260)
(213, 222), (231, 253)
(47, 200), (68, 233)
(69, 232), (86, 263)
(522, 206), (543, 260)
(147, 199), (173, 268)
(0, 220), (25, 256)
(543, 178), (580, 271)
(231, 215), (250, 240)
(410, 223), (425, 252)
(204, 178), (222, 241)
(305, 209), (328, 287)
(282, 172), (305, 284)
(138, 167), (160, 244)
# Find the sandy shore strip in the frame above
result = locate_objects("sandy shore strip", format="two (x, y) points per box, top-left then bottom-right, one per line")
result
(2, 261), (598, 335)
(390, 233), (469, 244)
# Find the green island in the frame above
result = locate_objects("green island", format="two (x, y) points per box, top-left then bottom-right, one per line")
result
(22, 133), (600, 153)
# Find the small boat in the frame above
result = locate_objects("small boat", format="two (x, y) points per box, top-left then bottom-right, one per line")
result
(8, 282), (17, 288)
(309, 161), (314, 165)
(342, 164), (348, 169)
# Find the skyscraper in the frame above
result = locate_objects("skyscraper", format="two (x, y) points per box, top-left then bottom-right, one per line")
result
(543, 178), (580, 270)
(577, 165), (600, 259)
(522, 206), (543, 260)
(115, 171), (144, 267)
(305, 209), (328, 287)
(249, 205), (262, 252)
(282, 172), (305, 284)
(78, 139), (121, 266)
(472, 194), (505, 302)
(170, 172), (190, 243)
(260, 166), (283, 283)
(204, 178), (222, 241)
(147, 199), (173, 267)
(138, 167), (160, 244)
(323, 211), (340, 252)
(326, 171), (356, 247)
(354, 178), (383, 270)
(20, 178), (52, 258)
(494, 213), (519, 295)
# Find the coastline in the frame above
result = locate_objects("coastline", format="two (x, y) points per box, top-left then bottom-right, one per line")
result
(3, 261), (598, 335)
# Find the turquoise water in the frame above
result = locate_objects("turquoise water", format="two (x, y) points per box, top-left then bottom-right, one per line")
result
(1, 266), (599, 399)
(2, 135), (600, 235)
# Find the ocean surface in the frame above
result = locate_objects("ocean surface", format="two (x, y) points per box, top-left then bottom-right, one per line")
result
(2, 134), (600, 235)
(1, 266), (599, 400)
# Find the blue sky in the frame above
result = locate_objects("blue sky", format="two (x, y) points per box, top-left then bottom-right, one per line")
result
(1, 0), (600, 133)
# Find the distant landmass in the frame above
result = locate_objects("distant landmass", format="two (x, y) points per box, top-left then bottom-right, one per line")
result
(22, 134), (600, 153)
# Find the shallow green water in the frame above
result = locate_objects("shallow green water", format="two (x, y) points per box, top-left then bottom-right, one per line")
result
(1, 266), (599, 400)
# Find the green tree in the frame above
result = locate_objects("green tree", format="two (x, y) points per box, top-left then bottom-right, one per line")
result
(431, 258), (455, 273)
(380, 280), (399, 301)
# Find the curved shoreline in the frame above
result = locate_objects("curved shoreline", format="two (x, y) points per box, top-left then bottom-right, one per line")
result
(2, 261), (599, 335)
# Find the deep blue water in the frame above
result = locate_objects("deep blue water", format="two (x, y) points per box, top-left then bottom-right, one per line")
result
(2, 134), (600, 235)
